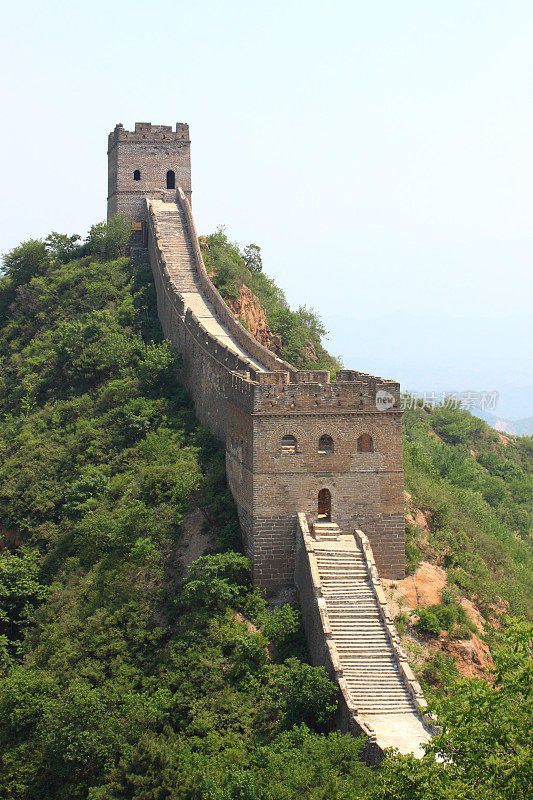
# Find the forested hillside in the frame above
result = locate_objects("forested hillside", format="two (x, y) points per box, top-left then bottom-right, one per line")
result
(0, 225), (531, 799)
(403, 401), (532, 618)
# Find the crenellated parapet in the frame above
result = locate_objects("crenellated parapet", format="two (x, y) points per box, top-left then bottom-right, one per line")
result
(108, 122), (190, 147)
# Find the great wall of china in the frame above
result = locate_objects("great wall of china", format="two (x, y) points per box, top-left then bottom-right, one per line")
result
(107, 121), (438, 759)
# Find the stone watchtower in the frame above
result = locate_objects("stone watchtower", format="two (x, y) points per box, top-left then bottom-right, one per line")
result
(107, 122), (191, 227)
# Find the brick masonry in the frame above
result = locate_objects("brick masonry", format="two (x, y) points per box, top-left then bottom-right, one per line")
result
(107, 122), (406, 592)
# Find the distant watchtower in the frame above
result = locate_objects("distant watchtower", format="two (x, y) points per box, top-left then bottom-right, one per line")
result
(107, 122), (191, 226)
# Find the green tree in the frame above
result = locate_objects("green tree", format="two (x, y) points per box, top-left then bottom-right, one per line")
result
(45, 232), (82, 263)
(241, 243), (263, 273)
(181, 552), (251, 611)
(370, 619), (533, 800)
(86, 216), (131, 260)
(1, 240), (49, 285)
(270, 658), (338, 731)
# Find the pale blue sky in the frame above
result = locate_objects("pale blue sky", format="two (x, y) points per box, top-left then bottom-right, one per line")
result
(1, 1), (531, 417)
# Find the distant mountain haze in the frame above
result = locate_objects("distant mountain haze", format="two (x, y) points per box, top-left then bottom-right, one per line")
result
(324, 312), (533, 421)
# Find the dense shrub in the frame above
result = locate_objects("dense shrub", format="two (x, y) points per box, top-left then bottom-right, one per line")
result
(414, 608), (442, 637)
(403, 401), (533, 617)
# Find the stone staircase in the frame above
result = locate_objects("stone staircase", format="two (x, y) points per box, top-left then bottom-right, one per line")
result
(307, 520), (434, 755)
(314, 524), (414, 714)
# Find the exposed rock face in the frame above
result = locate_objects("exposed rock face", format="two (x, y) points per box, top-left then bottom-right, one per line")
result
(383, 561), (447, 616)
(226, 284), (282, 354)
(404, 490), (432, 535)
(441, 634), (493, 679)
(0, 527), (21, 549)
(302, 339), (318, 362)
(383, 561), (495, 681)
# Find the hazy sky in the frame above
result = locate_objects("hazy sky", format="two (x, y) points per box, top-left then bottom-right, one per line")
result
(1, 1), (531, 418)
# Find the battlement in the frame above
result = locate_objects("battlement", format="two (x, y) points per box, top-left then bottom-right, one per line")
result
(251, 377), (401, 414)
(108, 122), (190, 149)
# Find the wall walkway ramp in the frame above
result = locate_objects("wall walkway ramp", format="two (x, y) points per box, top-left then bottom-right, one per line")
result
(296, 515), (439, 760)
(148, 198), (267, 371)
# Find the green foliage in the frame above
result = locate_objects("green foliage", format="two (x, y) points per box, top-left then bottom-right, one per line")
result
(86, 216), (131, 260)
(0, 233), (373, 799)
(428, 600), (477, 637)
(403, 401), (533, 617)
(200, 227), (341, 371)
(270, 658), (339, 731)
(241, 242), (262, 273)
(394, 611), (409, 636)
(1, 240), (50, 285)
(376, 620), (533, 800)
(404, 523), (421, 575)
(421, 650), (458, 688)
(0, 549), (48, 659)
(414, 608), (441, 637)
(181, 553), (251, 611)
(260, 604), (301, 657)
(431, 405), (485, 445)
(45, 232), (82, 263)
(90, 725), (374, 800)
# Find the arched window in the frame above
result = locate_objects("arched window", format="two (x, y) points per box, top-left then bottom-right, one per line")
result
(281, 435), (297, 454)
(318, 435), (334, 454)
(133, 169), (141, 181)
(166, 170), (175, 189)
(357, 433), (373, 453)
(318, 488), (331, 521)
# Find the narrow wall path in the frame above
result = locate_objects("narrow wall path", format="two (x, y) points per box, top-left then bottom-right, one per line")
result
(149, 199), (268, 372)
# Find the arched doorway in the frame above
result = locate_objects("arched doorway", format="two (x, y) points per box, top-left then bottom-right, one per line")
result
(318, 488), (331, 521)
(166, 170), (176, 189)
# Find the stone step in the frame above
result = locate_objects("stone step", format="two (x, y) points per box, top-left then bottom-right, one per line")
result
(318, 566), (368, 572)
(347, 688), (409, 695)
(347, 687), (410, 696)
(356, 708), (414, 713)
(343, 674), (407, 683)
(332, 627), (387, 634)
(355, 700), (413, 707)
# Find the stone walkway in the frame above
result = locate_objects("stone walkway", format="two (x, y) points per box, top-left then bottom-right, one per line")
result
(150, 199), (267, 372)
